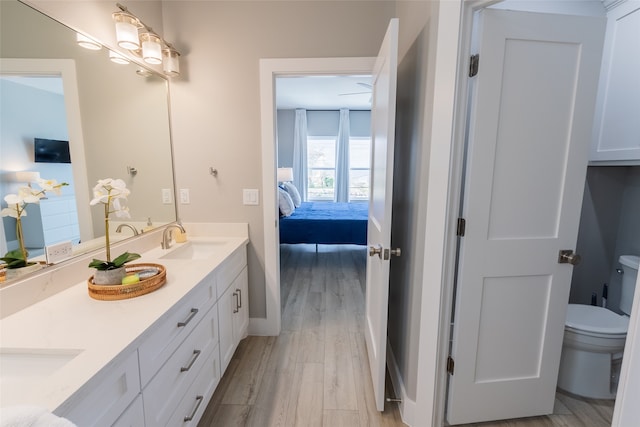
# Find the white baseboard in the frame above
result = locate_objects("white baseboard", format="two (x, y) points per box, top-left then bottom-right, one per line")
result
(387, 339), (417, 426)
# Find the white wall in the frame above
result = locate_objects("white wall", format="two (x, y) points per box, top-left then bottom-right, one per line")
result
(572, 166), (640, 311)
(161, 1), (395, 318)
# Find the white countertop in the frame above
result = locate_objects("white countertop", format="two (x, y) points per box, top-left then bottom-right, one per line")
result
(0, 232), (248, 413)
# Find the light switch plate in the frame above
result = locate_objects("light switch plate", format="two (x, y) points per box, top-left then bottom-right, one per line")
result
(46, 241), (73, 264)
(161, 188), (172, 204)
(243, 189), (259, 205)
(179, 188), (190, 204)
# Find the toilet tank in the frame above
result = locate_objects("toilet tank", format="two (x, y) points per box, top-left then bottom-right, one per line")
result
(619, 255), (640, 315)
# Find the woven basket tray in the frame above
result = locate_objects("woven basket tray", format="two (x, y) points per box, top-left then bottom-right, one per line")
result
(88, 263), (166, 301)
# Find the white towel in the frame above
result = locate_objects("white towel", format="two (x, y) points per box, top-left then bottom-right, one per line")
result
(0, 406), (77, 427)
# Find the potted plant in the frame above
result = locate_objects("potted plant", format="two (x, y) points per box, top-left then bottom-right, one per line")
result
(88, 178), (140, 285)
(1, 178), (69, 280)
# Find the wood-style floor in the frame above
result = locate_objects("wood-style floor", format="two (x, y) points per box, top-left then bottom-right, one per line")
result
(198, 244), (405, 426)
(198, 244), (614, 427)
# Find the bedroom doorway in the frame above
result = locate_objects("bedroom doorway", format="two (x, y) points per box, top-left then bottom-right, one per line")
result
(274, 74), (373, 326)
(258, 57), (375, 336)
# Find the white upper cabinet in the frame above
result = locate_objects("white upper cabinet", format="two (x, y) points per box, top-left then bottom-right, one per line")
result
(590, 0), (640, 163)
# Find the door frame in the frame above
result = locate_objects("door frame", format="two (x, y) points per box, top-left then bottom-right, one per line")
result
(437, 0), (640, 425)
(255, 57), (375, 336)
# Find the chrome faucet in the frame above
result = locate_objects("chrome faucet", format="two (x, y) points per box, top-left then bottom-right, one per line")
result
(115, 223), (139, 236)
(161, 224), (186, 249)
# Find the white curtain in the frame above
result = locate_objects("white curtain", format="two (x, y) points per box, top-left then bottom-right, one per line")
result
(292, 109), (308, 202)
(335, 108), (350, 203)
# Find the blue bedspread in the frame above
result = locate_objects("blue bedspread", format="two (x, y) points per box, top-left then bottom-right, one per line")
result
(279, 202), (368, 245)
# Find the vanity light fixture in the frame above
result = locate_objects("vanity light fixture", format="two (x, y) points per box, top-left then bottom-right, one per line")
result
(112, 9), (140, 50)
(140, 31), (162, 65)
(112, 3), (181, 76)
(162, 45), (180, 76)
(109, 50), (130, 65)
(76, 33), (102, 50)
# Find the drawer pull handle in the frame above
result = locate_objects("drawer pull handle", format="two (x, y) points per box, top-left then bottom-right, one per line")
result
(180, 349), (201, 372)
(177, 308), (199, 327)
(237, 288), (242, 308)
(184, 395), (204, 422)
(233, 291), (239, 313)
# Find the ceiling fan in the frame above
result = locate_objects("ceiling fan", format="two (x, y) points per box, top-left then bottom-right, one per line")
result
(339, 82), (372, 96)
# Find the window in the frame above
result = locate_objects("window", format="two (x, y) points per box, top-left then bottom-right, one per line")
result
(349, 137), (371, 201)
(307, 136), (371, 202)
(307, 137), (336, 201)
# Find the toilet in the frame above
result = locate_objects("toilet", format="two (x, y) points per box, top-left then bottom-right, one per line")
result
(557, 254), (639, 399)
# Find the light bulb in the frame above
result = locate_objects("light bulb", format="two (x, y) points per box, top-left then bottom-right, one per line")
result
(140, 32), (162, 65)
(113, 11), (140, 50)
(76, 33), (101, 50)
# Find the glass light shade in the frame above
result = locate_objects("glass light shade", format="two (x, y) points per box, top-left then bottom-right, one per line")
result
(277, 168), (294, 182)
(162, 48), (180, 76)
(140, 32), (162, 65)
(109, 50), (130, 65)
(76, 33), (101, 50)
(113, 12), (140, 50)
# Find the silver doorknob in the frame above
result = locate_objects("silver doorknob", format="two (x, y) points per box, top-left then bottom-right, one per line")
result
(369, 245), (382, 258)
(390, 248), (401, 257)
(558, 249), (581, 266)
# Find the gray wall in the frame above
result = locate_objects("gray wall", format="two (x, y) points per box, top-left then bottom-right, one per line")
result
(162, 1), (396, 319)
(571, 166), (640, 313)
(276, 109), (371, 168)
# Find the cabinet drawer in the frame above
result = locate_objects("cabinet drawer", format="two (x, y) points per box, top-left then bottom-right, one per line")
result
(165, 349), (221, 427)
(113, 394), (144, 427)
(59, 350), (140, 427)
(216, 246), (247, 297)
(143, 304), (219, 426)
(139, 277), (216, 386)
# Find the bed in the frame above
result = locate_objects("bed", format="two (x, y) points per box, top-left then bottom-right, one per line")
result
(279, 202), (368, 245)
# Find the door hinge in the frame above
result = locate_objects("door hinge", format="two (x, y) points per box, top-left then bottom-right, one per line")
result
(447, 356), (455, 375)
(469, 54), (479, 77)
(456, 218), (466, 237)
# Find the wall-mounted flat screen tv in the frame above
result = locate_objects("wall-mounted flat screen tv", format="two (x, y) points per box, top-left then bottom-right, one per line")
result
(34, 138), (71, 163)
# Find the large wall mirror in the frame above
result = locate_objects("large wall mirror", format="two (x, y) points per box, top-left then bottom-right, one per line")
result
(0, 0), (177, 282)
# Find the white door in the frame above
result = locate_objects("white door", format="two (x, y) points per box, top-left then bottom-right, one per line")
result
(364, 18), (399, 412)
(446, 9), (605, 425)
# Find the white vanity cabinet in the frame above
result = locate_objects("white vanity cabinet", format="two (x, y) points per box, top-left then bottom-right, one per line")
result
(142, 301), (219, 426)
(217, 247), (249, 373)
(58, 350), (141, 427)
(590, 0), (640, 163)
(113, 395), (145, 427)
(48, 240), (249, 427)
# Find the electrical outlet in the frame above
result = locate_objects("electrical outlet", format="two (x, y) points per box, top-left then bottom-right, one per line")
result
(162, 188), (172, 204)
(46, 241), (73, 264)
(180, 188), (190, 204)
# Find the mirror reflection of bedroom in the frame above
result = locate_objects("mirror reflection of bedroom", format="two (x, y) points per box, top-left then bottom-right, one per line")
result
(275, 75), (372, 341)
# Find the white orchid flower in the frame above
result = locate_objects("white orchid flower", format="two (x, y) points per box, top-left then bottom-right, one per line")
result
(17, 187), (42, 203)
(36, 178), (65, 195)
(89, 178), (134, 263)
(90, 178), (130, 205)
(2, 194), (26, 218)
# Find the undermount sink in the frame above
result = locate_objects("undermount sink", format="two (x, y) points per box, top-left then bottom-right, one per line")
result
(0, 348), (83, 390)
(159, 240), (227, 260)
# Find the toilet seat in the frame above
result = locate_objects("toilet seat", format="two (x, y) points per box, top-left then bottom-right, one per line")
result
(565, 304), (629, 336)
